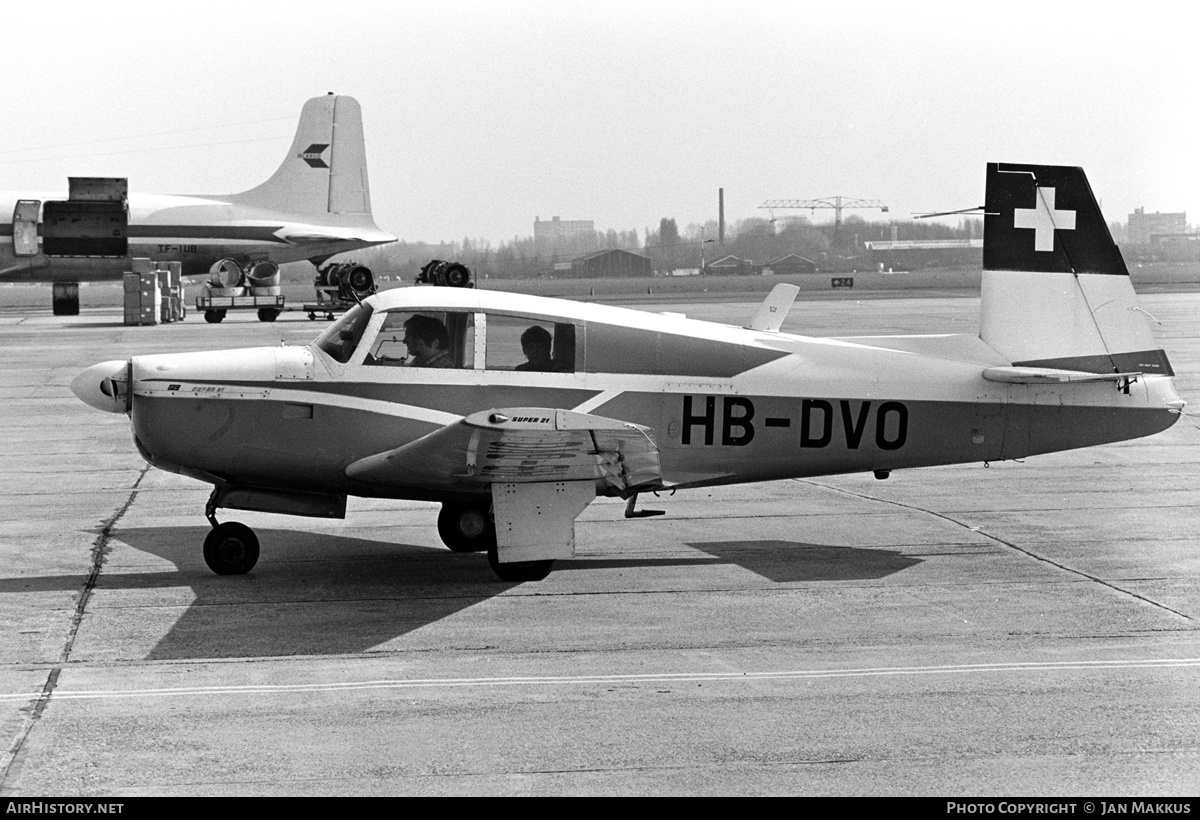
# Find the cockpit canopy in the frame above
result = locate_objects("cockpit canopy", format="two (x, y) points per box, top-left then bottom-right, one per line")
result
(311, 297), (780, 378)
(313, 302), (577, 372)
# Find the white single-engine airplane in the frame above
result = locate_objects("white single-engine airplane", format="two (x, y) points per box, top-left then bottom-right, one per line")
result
(72, 163), (1184, 582)
(1, 94), (395, 315)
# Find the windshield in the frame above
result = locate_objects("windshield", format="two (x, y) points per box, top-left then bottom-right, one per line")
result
(313, 303), (374, 364)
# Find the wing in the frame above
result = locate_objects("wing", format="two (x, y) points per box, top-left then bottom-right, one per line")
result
(345, 407), (663, 496)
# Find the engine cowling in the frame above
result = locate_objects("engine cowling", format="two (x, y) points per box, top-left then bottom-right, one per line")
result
(245, 261), (280, 289)
(341, 264), (375, 298)
(316, 262), (376, 301)
(208, 258), (243, 289)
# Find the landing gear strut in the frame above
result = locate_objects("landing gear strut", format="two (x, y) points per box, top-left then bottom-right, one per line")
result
(203, 491), (259, 574)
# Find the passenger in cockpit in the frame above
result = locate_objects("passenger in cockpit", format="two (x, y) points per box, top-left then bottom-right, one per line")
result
(515, 325), (558, 371)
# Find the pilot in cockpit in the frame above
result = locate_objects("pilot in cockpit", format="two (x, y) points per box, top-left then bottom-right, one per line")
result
(401, 315), (454, 368)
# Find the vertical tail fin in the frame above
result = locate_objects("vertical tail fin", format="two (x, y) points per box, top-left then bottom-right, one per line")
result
(979, 162), (1173, 376)
(225, 94), (372, 216)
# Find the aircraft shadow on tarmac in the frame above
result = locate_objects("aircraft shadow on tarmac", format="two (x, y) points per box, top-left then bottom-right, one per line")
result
(64, 322), (142, 330)
(687, 540), (922, 584)
(1, 527), (920, 661)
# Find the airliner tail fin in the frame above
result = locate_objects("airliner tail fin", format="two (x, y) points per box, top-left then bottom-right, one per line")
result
(226, 94), (372, 217)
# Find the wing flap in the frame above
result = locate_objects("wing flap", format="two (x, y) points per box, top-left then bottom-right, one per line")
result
(345, 407), (662, 494)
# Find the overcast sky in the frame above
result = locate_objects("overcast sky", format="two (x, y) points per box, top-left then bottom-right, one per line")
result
(3, 1), (1196, 243)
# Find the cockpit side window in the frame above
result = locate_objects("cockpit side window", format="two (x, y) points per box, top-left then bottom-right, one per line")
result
(484, 314), (577, 373)
(313, 303), (374, 364)
(364, 311), (476, 369)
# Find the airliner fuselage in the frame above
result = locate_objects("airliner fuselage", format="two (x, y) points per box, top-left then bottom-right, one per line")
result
(0, 94), (394, 311)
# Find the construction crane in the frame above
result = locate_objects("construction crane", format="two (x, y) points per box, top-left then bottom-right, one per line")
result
(760, 196), (889, 248)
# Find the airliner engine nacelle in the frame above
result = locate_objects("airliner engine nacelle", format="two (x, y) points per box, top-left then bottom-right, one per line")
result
(417, 259), (473, 288)
(315, 261), (376, 302)
(340, 264), (375, 300)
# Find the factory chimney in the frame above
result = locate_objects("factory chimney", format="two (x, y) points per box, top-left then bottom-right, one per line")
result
(718, 188), (725, 245)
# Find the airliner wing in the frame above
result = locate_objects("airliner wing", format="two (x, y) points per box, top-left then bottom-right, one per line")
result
(345, 407), (663, 495)
(280, 233), (353, 244)
(278, 226), (396, 245)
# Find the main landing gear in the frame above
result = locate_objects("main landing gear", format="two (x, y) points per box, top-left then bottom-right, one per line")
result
(437, 502), (555, 583)
(195, 493), (552, 582)
(203, 492), (259, 575)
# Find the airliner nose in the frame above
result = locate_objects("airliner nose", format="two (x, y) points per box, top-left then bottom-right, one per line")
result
(71, 360), (130, 413)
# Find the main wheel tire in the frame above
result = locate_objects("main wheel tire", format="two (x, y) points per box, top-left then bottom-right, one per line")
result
(203, 522), (260, 575)
(487, 544), (555, 582)
(437, 504), (494, 553)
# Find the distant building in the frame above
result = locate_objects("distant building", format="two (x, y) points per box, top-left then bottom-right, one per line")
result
(1127, 207), (1188, 244)
(566, 248), (652, 279)
(534, 216), (595, 252)
(704, 255), (756, 275)
(864, 239), (982, 271)
(763, 254), (817, 274)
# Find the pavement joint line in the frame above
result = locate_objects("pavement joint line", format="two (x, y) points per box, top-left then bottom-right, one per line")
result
(796, 478), (1196, 623)
(0, 463), (150, 794)
(1, 657), (1198, 703)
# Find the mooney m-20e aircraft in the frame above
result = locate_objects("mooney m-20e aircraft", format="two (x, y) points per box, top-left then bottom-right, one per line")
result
(1, 94), (394, 314)
(73, 163), (1184, 582)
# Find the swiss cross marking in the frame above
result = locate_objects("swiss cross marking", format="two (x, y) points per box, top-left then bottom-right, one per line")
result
(1013, 186), (1076, 252)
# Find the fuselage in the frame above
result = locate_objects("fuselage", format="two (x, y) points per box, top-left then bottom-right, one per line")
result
(0, 190), (395, 282)
(75, 287), (1183, 502)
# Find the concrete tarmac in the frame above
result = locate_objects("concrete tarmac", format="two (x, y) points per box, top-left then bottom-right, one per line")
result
(0, 292), (1197, 796)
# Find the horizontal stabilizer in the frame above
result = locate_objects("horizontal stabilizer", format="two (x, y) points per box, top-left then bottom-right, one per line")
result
(746, 283), (800, 332)
(345, 407), (662, 495)
(982, 366), (1141, 385)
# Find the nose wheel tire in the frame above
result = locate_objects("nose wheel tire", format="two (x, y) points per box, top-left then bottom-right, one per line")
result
(203, 522), (260, 575)
(486, 545), (555, 583)
(437, 504), (494, 553)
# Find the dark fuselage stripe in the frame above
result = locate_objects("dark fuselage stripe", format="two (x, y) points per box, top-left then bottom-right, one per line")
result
(1013, 349), (1174, 377)
(1, 224), (288, 243)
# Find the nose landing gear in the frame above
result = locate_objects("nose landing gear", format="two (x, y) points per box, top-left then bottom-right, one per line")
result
(203, 492), (260, 575)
